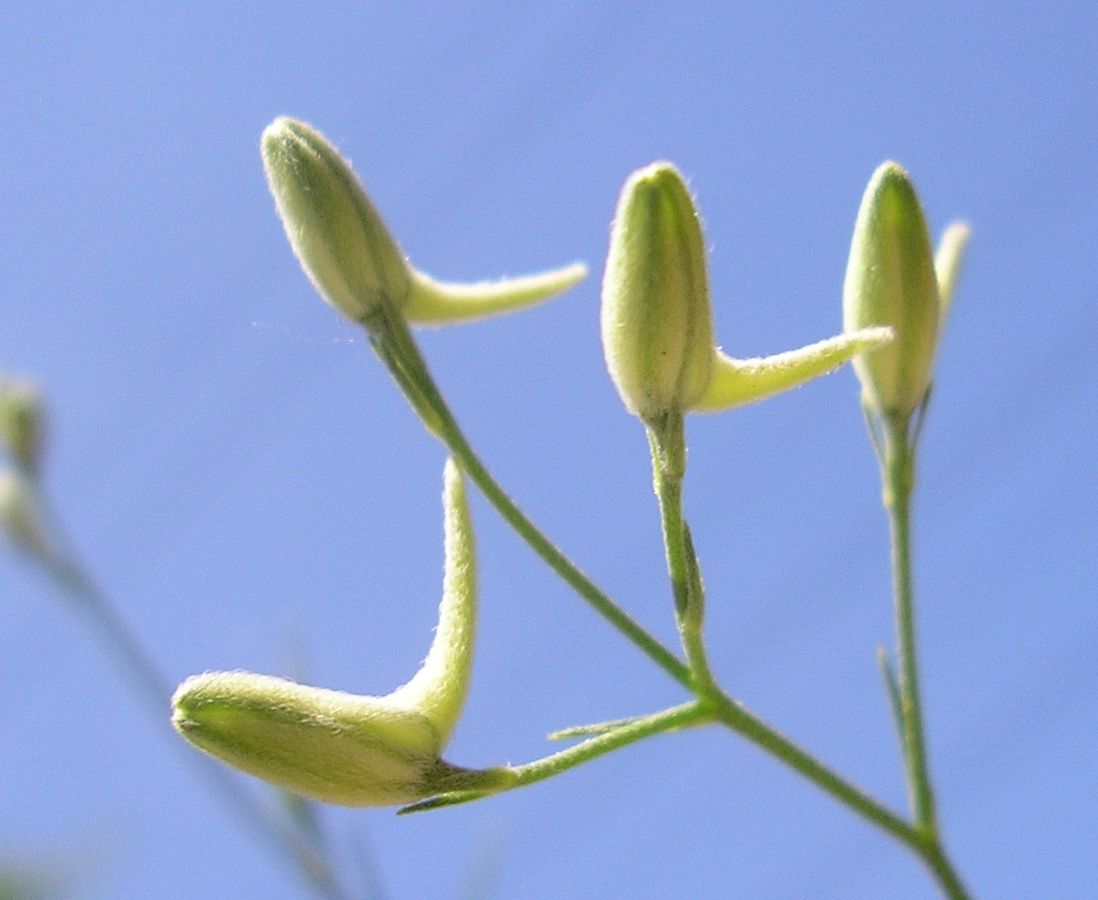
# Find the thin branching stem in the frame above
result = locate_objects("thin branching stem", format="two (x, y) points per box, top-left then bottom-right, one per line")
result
(368, 309), (970, 897)
(511, 701), (708, 787)
(400, 702), (709, 814)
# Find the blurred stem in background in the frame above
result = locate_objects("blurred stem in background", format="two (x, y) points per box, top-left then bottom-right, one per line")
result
(0, 381), (358, 900)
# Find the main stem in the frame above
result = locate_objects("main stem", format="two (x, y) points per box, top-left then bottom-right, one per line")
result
(702, 690), (918, 846)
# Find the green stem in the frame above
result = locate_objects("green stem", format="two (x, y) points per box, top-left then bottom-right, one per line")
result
(367, 311), (692, 690)
(645, 414), (715, 690)
(451, 426), (691, 688)
(368, 311), (970, 895)
(874, 414), (969, 898)
(702, 690), (918, 847)
(917, 839), (970, 900)
(400, 702), (708, 813)
(882, 417), (936, 833)
(511, 701), (707, 786)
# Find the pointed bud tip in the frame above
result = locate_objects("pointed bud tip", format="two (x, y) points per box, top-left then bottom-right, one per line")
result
(627, 160), (686, 191)
(262, 115), (301, 138)
(260, 117), (324, 168)
(872, 159), (909, 182)
(862, 161), (926, 228)
(260, 117), (306, 172)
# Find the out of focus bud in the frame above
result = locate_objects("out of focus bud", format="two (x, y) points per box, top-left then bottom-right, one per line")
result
(262, 117), (585, 328)
(843, 162), (966, 422)
(172, 461), (514, 806)
(0, 380), (45, 473)
(601, 162), (893, 420)
(0, 470), (54, 561)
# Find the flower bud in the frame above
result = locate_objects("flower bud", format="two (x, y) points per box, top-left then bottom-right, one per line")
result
(601, 163), (714, 419)
(262, 117), (411, 323)
(172, 671), (509, 806)
(0, 380), (45, 473)
(172, 461), (515, 806)
(263, 117), (586, 328)
(843, 162), (942, 421)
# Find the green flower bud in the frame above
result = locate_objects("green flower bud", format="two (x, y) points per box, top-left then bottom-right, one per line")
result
(843, 162), (945, 421)
(262, 117), (411, 323)
(601, 162), (893, 420)
(172, 672), (440, 805)
(601, 162), (714, 419)
(172, 461), (515, 806)
(0, 380), (45, 474)
(171, 671), (512, 806)
(263, 117), (585, 328)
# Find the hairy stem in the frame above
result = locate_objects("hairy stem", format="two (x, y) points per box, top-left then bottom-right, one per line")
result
(645, 413), (715, 690)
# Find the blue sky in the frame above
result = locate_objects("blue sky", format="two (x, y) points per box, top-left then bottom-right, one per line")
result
(3, 4), (1096, 898)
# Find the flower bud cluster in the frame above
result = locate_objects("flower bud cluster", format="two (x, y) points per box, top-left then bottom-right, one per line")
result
(166, 122), (968, 813)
